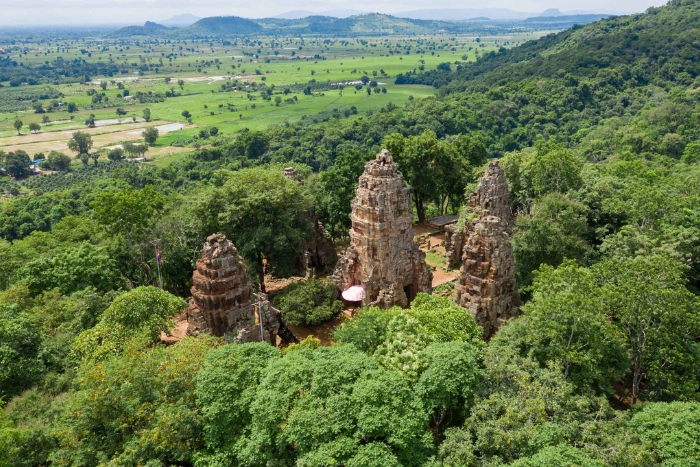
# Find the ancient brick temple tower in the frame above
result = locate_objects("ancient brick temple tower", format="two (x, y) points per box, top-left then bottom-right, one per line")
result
(333, 149), (432, 308)
(454, 159), (521, 339)
(188, 233), (286, 344)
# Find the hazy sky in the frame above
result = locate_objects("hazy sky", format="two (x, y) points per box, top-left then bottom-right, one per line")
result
(0, 0), (667, 26)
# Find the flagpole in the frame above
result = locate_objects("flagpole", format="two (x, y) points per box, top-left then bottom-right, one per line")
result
(155, 247), (163, 289)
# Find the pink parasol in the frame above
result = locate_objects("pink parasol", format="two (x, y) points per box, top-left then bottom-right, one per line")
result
(342, 285), (364, 302)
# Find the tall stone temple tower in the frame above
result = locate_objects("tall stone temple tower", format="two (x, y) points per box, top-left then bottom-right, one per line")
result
(454, 159), (521, 339)
(333, 149), (432, 308)
(187, 233), (293, 344)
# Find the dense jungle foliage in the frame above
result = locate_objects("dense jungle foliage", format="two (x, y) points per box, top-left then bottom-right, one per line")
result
(2, 1), (700, 466)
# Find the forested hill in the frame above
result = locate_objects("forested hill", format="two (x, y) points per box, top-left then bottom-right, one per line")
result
(398, 0), (700, 88)
(393, 0), (700, 159)
(111, 12), (606, 37)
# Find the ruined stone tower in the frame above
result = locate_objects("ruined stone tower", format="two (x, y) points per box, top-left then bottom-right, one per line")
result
(333, 149), (432, 308)
(188, 233), (284, 344)
(454, 159), (520, 339)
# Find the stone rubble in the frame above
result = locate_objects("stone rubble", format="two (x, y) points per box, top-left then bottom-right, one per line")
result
(333, 149), (432, 308)
(454, 159), (521, 338)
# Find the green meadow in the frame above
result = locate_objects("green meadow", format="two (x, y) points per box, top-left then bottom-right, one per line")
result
(0, 32), (542, 162)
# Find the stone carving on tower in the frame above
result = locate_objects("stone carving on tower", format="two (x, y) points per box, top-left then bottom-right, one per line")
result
(454, 159), (521, 339)
(333, 149), (432, 308)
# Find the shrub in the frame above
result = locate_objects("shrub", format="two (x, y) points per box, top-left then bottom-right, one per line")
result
(273, 278), (341, 326)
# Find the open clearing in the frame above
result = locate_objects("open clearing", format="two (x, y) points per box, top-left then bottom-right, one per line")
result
(0, 120), (189, 156)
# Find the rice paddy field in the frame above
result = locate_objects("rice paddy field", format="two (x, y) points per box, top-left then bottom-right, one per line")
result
(0, 32), (544, 164)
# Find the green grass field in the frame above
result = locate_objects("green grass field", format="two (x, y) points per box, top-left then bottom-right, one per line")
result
(0, 32), (544, 163)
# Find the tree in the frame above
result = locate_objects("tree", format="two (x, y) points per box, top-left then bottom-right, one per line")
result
(178, 79), (185, 90)
(313, 149), (372, 239)
(89, 151), (101, 166)
(456, 342), (613, 466)
(681, 141), (700, 164)
(84, 114), (95, 128)
(507, 260), (629, 394)
(28, 123), (41, 134)
(628, 402), (700, 465)
(273, 278), (341, 326)
(53, 336), (217, 466)
(91, 185), (165, 249)
(335, 295), (483, 396)
(501, 140), (583, 209)
(46, 151), (72, 171)
(143, 108), (151, 122)
(595, 255), (700, 403)
(508, 445), (606, 467)
(71, 286), (185, 362)
(107, 147), (125, 162)
(199, 167), (313, 292)
(0, 305), (43, 399)
(41, 115), (50, 124)
(21, 241), (118, 296)
(181, 110), (191, 119)
(226, 130), (269, 160)
(13, 119), (23, 135)
(227, 345), (434, 467)
(274, 96), (282, 106)
(435, 135), (487, 214)
(2, 150), (31, 178)
(122, 141), (135, 158)
(67, 131), (93, 166)
(384, 130), (463, 223)
(196, 342), (280, 466)
(142, 127), (159, 146)
(415, 342), (481, 437)
(333, 306), (396, 354)
(512, 193), (592, 291)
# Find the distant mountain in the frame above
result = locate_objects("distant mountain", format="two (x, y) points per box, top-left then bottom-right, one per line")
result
(395, 8), (534, 20)
(111, 21), (170, 37)
(274, 9), (366, 19)
(540, 9), (569, 16)
(184, 16), (263, 34)
(158, 14), (200, 27)
(273, 10), (316, 19)
(143, 21), (168, 29)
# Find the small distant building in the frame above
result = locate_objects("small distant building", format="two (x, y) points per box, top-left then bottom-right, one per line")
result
(29, 165), (42, 175)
